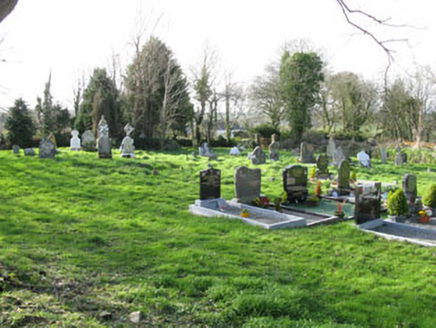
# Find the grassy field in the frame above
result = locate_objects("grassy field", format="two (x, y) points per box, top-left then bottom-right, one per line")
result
(1, 148), (436, 327)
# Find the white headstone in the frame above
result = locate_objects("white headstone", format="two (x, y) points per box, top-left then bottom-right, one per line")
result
(70, 130), (81, 151)
(357, 150), (371, 168)
(120, 123), (135, 158)
(230, 146), (240, 156)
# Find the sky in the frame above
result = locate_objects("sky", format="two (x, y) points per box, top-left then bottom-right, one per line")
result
(0, 0), (435, 111)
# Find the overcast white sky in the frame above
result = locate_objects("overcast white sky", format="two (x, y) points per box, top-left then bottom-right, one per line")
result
(0, 0), (435, 111)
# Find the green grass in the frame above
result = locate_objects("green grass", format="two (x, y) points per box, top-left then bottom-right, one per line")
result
(1, 148), (436, 327)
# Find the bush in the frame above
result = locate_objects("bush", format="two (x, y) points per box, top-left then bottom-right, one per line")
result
(423, 184), (436, 208)
(176, 138), (193, 148)
(5, 98), (35, 148)
(210, 135), (236, 147)
(387, 189), (409, 216)
(252, 124), (280, 138)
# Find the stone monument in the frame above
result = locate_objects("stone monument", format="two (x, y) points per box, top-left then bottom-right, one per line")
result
(394, 145), (403, 166)
(97, 116), (112, 159)
(24, 148), (35, 156)
(355, 182), (382, 225)
(120, 123), (135, 158)
(234, 166), (261, 204)
(333, 146), (346, 164)
(283, 165), (309, 202)
(230, 146), (240, 156)
(269, 134), (279, 161)
(200, 168), (221, 200)
(299, 142), (315, 163)
(380, 148), (388, 164)
(326, 137), (336, 159)
(82, 130), (95, 152)
(70, 130), (81, 151)
(12, 145), (20, 154)
(337, 159), (351, 195)
(357, 150), (371, 168)
(39, 136), (56, 159)
(402, 174), (417, 204)
(248, 146), (266, 165)
(316, 154), (330, 179)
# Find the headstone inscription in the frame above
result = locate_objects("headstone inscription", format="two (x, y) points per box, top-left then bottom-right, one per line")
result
(316, 154), (330, 179)
(283, 165), (309, 202)
(338, 159), (351, 195)
(380, 147), (388, 164)
(234, 166), (261, 204)
(249, 146), (266, 165)
(199, 168), (221, 200)
(357, 150), (371, 168)
(12, 145), (20, 154)
(120, 123), (135, 158)
(39, 136), (56, 159)
(97, 115), (112, 159)
(82, 130), (95, 152)
(402, 174), (417, 204)
(70, 130), (81, 151)
(269, 134), (279, 161)
(355, 182), (382, 225)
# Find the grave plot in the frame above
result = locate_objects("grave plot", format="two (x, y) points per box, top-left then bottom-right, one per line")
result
(189, 198), (306, 230)
(281, 198), (354, 220)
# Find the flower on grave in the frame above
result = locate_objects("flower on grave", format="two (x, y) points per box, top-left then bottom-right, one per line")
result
(336, 203), (343, 213)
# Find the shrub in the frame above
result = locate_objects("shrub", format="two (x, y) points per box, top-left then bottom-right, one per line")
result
(387, 189), (409, 216)
(5, 98), (35, 148)
(252, 124), (280, 138)
(423, 183), (436, 208)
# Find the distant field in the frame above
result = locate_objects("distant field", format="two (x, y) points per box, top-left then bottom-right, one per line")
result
(1, 148), (436, 327)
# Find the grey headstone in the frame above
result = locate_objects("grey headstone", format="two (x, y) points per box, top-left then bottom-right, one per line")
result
(269, 134), (279, 161)
(82, 130), (95, 152)
(249, 146), (266, 165)
(12, 145), (20, 154)
(255, 133), (262, 148)
(402, 174), (417, 204)
(234, 166), (261, 204)
(333, 146), (346, 164)
(39, 138), (56, 158)
(98, 116), (112, 159)
(338, 159), (350, 194)
(326, 137), (336, 159)
(283, 165), (308, 202)
(199, 142), (213, 157)
(355, 182), (382, 225)
(24, 148), (35, 156)
(299, 142), (315, 163)
(316, 154), (330, 179)
(120, 123), (135, 158)
(200, 168), (221, 200)
(380, 148), (387, 164)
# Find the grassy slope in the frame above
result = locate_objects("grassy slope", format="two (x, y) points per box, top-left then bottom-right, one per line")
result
(1, 148), (436, 327)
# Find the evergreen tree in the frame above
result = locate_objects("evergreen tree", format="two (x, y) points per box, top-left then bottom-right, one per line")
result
(5, 98), (35, 147)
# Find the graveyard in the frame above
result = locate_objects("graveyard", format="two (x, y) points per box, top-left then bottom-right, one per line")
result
(2, 145), (436, 327)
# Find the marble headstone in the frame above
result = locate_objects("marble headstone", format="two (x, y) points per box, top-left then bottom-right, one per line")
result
(248, 146), (266, 165)
(402, 174), (417, 204)
(316, 154), (330, 179)
(200, 168), (221, 200)
(70, 130), (81, 151)
(39, 137), (56, 159)
(355, 182), (382, 225)
(82, 130), (95, 152)
(299, 142), (315, 163)
(269, 134), (279, 161)
(120, 123), (135, 158)
(234, 166), (261, 204)
(97, 116), (112, 159)
(357, 150), (371, 168)
(283, 165), (308, 202)
(338, 159), (351, 195)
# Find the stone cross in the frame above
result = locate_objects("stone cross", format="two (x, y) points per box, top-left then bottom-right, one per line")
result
(200, 168), (221, 200)
(283, 165), (308, 202)
(234, 166), (261, 204)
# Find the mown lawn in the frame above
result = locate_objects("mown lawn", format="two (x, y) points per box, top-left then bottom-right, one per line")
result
(1, 148), (436, 327)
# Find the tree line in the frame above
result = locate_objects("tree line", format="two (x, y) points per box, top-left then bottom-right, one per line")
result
(2, 36), (436, 149)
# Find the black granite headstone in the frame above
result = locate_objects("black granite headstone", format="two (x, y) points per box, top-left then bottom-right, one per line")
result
(200, 168), (221, 200)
